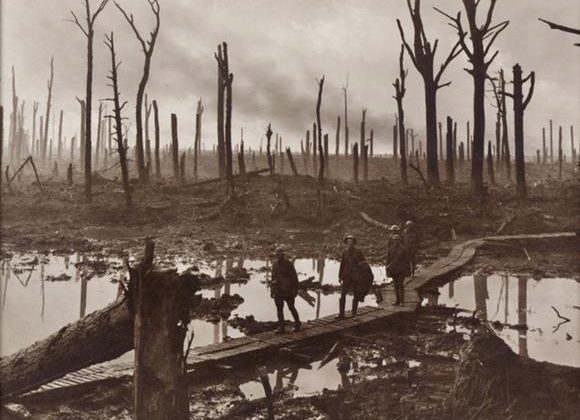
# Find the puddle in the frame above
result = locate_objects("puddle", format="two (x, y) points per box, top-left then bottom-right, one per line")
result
(0, 253), (387, 357)
(435, 274), (579, 367)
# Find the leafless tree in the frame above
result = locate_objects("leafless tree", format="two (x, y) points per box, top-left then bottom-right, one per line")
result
(104, 32), (133, 209)
(316, 76), (325, 185)
(436, 0), (509, 197)
(342, 73), (350, 156)
(115, 0), (160, 184)
(193, 99), (204, 182)
(41, 57), (55, 165)
(215, 42), (235, 196)
(68, 0), (109, 201)
(397, 0), (461, 186)
(393, 46), (408, 185)
(502, 64), (535, 198)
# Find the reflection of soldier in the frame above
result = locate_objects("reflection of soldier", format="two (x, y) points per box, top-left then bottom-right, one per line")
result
(517, 276), (528, 358)
(271, 248), (300, 334)
(386, 235), (410, 306)
(337, 351), (352, 391)
(337, 235), (371, 319)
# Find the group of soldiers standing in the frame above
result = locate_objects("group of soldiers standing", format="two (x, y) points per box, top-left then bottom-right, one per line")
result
(270, 221), (420, 334)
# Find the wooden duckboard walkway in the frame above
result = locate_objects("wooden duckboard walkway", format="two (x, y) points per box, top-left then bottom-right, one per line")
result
(24, 231), (576, 397)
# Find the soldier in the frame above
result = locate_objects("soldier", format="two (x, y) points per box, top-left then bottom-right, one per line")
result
(337, 234), (368, 319)
(271, 247), (301, 334)
(403, 220), (419, 277)
(385, 234), (410, 305)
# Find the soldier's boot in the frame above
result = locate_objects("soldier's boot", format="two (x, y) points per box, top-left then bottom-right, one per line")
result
(276, 323), (286, 334)
(352, 299), (358, 317)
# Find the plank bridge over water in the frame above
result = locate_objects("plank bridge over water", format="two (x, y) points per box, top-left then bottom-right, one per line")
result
(24, 232), (574, 397)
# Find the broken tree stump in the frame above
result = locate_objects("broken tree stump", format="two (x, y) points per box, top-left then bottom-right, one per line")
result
(285, 147), (299, 176)
(133, 239), (193, 420)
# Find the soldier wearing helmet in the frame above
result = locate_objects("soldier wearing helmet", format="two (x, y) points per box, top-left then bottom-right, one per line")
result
(385, 234), (410, 305)
(271, 246), (301, 334)
(337, 234), (369, 319)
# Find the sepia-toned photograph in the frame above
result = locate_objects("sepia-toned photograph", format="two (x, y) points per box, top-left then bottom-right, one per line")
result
(0, 1), (578, 418)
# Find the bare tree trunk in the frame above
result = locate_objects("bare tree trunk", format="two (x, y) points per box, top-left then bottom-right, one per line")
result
(42, 58), (55, 165)
(500, 70), (511, 180)
(266, 124), (274, 175)
(446, 116), (455, 185)
(353, 143), (359, 183)
(216, 45), (225, 179)
(171, 114), (179, 181)
(362, 144), (369, 182)
(343, 83), (349, 156)
(394, 46), (408, 185)
(153, 100), (161, 179)
(144, 94), (152, 173)
(558, 126), (563, 179)
(105, 33), (132, 209)
(570, 125), (576, 163)
(57, 109), (63, 162)
(194, 99), (203, 182)
(10, 67), (18, 165)
(507, 64), (535, 198)
(286, 147), (299, 176)
(487, 140), (495, 185)
(222, 43), (235, 196)
(115, 0), (160, 184)
(393, 122), (399, 161)
(77, 99), (86, 171)
(335, 115), (341, 156)
(316, 77), (325, 185)
(549, 119), (553, 163)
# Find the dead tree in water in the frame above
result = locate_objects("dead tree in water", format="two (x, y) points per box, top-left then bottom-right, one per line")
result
(115, 0), (160, 184)
(41, 58), (55, 165)
(171, 114), (179, 180)
(316, 76), (325, 185)
(502, 63), (535, 198)
(266, 123), (274, 175)
(193, 99), (203, 182)
(437, 0), (509, 196)
(69, 0), (109, 200)
(104, 33), (132, 209)
(397, 0), (461, 186)
(446, 116), (455, 184)
(153, 100), (160, 179)
(393, 45), (408, 185)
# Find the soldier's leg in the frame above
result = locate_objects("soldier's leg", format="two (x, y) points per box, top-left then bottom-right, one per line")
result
(286, 297), (301, 329)
(274, 296), (285, 332)
(393, 276), (401, 305)
(352, 296), (358, 316)
(337, 281), (350, 319)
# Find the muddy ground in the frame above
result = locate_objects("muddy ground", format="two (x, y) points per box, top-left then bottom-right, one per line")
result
(2, 161), (578, 266)
(6, 308), (578, 420)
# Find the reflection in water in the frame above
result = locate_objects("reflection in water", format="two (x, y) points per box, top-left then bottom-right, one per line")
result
(0, 253), (387, 358)
(518, 276), (528, 358)
(438, 274), (579, 367)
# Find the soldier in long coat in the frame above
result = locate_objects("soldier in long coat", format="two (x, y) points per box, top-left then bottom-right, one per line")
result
(271, 248), (301, 333)
(337, 234), (369, 318)
(386, 234), (410, 305)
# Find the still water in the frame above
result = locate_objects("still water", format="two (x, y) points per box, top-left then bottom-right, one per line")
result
(437, 274), (579, 367)
(0, 253), (388, 357)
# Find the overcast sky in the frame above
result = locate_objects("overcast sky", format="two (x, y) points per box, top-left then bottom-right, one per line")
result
(1, 0), (579, 155)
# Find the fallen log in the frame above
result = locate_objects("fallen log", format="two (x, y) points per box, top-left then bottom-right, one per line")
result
(0, 298), (133, 400)
(0, 244), (199, 400)
(359, 211), (390, 230)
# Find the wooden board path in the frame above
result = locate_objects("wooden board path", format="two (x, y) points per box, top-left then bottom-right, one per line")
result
(22, 231), (576, 397)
